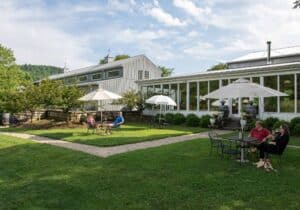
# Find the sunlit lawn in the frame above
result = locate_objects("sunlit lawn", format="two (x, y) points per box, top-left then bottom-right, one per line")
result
(0, 134), (299, 210)
(0, 123), (206, 147)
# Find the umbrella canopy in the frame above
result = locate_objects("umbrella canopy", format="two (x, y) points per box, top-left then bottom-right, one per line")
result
(79, 88), (122, 101)
(204, 78), (288, 99)
(211, 99), (229, 107)
(146, 95), (177, 106)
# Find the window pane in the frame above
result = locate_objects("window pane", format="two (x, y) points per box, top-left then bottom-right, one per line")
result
(170, 84), (178, 108)
(154, 85), (161, 94)
(252, 77), (260, 84)
(179, 83), (186, 110)
(222, 79), (228, 86)
(199, 81), (208, 111)
(138, 70), (143, 80)
(280, 74), (294, 112)
(162, 84), (169, 95)
(92, 73), (102, 81)
(189, 82), (197, 110)
(209, 80), (219, 111)
(144, 71), (150, 79)
(78, 75), (88, 82)
(264, 76), (278, 112)
(107, 70), (121, 78)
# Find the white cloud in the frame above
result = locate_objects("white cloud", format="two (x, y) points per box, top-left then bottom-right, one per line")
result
(143, 1), (187, 27)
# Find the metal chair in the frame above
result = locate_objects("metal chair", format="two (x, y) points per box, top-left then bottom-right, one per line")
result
(219, 138), (240, 159)
(208, 131), (223, 155)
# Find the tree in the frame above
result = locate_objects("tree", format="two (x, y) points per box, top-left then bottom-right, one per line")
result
(208, 63), (227, 71)
(113, 90), (142, 111)
(293, 0), (300, 8)
(0, 44), (15, 66)
(114, 54), (130, 61)
(159, 66), (174, 77)
(22, 84), (43, 123)
(57, 85), (83, 122)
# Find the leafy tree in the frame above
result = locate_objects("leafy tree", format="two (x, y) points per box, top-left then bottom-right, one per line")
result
(99, 58), (106, 64)
(114, 54), (130, 61)
(20, 64), (63, 81)
(113, 90), (142, 111)
(159, 66), (174, 77)
(39, 79), (63, 108)
(208, 63), (227, 71)
(22, 84), (43, 123)
(0, 44), (31, 113)
(57, 85), (83, 122)
(294, 0), (300, 8)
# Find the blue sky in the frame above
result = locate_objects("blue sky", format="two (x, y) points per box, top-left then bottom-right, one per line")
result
(0, 0), (299, 75)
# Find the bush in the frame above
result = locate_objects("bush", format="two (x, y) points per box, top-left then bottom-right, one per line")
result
(186, 114), (200, 127)
(173, 113), (186, 125)
(290, 117), (300, 133)
(165, 113), (174, 124)
(199, 115), (211, 128)
(155, 113), (165, 122)
(79, 114), (87, 124)
(272, 120), (290, 130)
(293, 123), (300, 136)
(263, 117), (279, 130)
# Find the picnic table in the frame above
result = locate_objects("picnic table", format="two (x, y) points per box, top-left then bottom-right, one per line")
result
(229, 135), (259, 163)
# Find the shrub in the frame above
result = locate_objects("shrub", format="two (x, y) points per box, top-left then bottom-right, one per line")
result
(263, 117), (279, 130)
(186, 114), (200, 127)
(199, 115), (211, 128)
(272, 120), (290, 130)
(290, 117), (300, 133)
(173, 113), (186, 125)
(79, 114), (87, 124)
(165, 113), (175, 124)
(293, 123), (300, 136)
(155, 113), (165, 122)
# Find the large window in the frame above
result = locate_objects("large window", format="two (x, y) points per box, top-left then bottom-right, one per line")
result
(222, 79), (228, 86)
(162, 84), (169, 96)
(280, 74), (294, 112)
(92, 73), (103, 81)
(170, 84), (178, 108)
(65, 76), (77, 84)
(154, 85), (161, 94)
(264, 76), (278, 112)
(179, 83), (186, 110)
(147, 86), (154, 97)
(107, 69), (122, 78)
(144, 71), (150, 79)
(209, 80), (219, 111)
(199, 81), (208, 111)
(78, 75), (88, 82)
(138, 70), (143, 80)
(252, 77), (260, 84)
(189, 82), (197, 110)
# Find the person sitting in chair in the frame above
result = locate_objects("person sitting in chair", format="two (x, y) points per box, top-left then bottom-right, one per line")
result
(105, 112), (125, 135)
(249, 121), (270, 142)
(256, 124), (289, 170)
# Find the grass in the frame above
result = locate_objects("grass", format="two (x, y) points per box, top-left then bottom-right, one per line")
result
(0, 123), (205, 147)
(0, 134), (299, 210)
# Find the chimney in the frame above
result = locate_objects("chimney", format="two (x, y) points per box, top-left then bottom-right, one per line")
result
(267, 41), (271, 64)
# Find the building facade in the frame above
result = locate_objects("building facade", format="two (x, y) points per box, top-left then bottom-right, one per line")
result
(49, 55), (161, 110)
(138, 45), (300, 121)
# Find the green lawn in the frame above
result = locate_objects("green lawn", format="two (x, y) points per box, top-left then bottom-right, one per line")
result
(0, 135), (299, 210)
(0, 123), (205, 147)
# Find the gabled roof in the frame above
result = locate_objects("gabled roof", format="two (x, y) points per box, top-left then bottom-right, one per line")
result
(49, 54), (148, 80)
(229, 45), (300, 63)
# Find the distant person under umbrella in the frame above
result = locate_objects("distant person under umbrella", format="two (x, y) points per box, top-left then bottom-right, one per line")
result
(245, 101), (257, 119)
(105, 112), (125, 135)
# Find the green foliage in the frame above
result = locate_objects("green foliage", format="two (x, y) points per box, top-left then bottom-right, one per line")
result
(57, 85), (83, 116)
(79, 114), (87, 124)
(272, 120), (290, 130)
(114, 54), (130, 61)
(165, 113), (174, 124)
(186, 114), (200, 127)
(290, 117), (300, 133)
(263, 117), (280, 130)
(173, 113), (186, 125)
(208, 63), (227, 71)
(99, 59), (106, 64)
(199, 115), (211, 128)
(0, 44), (15, 66)
(20, 64), (63, 81)
(114, 90), (142, 111)
(159, 66), (174, 77)
(293, 123), (300, 136)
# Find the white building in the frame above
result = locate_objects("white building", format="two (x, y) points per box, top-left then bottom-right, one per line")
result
(138, 43), (300, 121)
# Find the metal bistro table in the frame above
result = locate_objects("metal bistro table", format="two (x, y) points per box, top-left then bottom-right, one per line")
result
(229, 135), (258, 163)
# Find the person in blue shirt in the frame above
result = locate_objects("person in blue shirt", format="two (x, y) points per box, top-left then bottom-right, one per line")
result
(105, 112), (124, 135)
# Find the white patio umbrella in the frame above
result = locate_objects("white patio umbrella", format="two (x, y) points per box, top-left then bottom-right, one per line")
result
(211, 99), (229, 107)
(146, 95), (177, 123)
(79, 88), (122, 122)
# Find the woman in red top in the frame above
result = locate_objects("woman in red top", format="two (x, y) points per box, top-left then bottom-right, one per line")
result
(249, 121), (271, 142)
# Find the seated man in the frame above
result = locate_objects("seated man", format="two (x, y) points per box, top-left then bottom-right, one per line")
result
(105, 112), (125, 135)
(249, 121), (271, 143)
(256, 124), (289, 170)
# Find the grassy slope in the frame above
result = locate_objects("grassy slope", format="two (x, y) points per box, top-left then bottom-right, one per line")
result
(0, 135), (299, 210)
(0, 124), (205, 147)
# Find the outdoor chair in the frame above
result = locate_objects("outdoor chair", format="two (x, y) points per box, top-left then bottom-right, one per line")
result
(219, 138), (240, 159)
(208, 131), (223, 155)
(86, 122), (98, 134)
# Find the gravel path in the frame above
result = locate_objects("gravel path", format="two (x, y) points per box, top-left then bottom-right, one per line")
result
(0, 131), (231, 158)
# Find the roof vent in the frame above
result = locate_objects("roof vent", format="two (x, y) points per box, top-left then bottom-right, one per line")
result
(267, 41), (272, 64)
